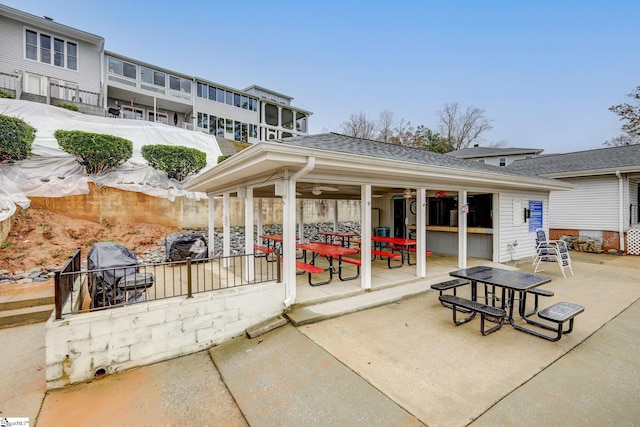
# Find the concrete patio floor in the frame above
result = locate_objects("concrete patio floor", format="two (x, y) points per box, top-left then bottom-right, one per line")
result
(5, 251), (639, 426)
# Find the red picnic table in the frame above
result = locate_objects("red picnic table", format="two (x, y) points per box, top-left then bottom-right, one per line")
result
(316, 231), (360, 248)
(296, 242), (360, 286)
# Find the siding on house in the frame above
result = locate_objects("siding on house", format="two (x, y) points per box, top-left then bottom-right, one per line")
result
(0, 14), (103, 95)
(630, 177), (639, 227)
(549, 176), (620, 231)
(496, 189), (550, 262)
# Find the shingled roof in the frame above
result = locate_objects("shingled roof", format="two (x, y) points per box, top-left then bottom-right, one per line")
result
(276, 133), (557, 182)
(447, 146), (543, 159)
(508, 144), (640, 177)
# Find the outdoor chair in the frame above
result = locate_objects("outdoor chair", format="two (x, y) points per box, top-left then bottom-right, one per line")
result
(533, 229), (574, 278)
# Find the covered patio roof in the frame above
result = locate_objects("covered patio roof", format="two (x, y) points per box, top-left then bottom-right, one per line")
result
(186, 133), (572, 198)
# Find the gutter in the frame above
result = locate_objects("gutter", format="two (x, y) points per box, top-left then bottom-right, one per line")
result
(615, 170), (625, 252)
(282, 156), (315, 308)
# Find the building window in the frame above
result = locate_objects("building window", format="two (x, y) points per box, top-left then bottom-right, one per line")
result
(249, 98), (256, 112)
(226, 118), (233, 134)
(282, 108), (293, 129)
(265, 103), (278, 126)
(217, 117), (225, 137)
(499, 157), (506, 167)
(26, 29), (77, 70)
(234, 93), (241, 108)
(234, 121), (241, 141)
(296, 112), (307, 132)
(197, 112), (208, 129)
(54, 38), (64, 67)
(241, 95), (248, 109)
(197, 82), (207, 98)
(40, 34), (51, 64)
(108, 57), (137, 79)
(26, 30), (37, 60)
(208, 85), (216, 101)
(249, 124), (257, 138)
(67, 42), (77, 70)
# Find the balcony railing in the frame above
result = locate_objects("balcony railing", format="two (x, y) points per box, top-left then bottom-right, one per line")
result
(50, 82), (100, 106)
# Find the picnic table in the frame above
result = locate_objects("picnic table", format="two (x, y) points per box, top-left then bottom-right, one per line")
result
(371, 236), (416, 267)
(296, 242), (360, 286)
(447, 266), (583, 340)
(316, 231), (359, 248)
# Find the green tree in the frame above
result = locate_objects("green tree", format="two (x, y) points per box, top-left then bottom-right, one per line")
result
(142, 144), (206, 181)
(0, 114), (36, 161)
(55, 130), (132, 174)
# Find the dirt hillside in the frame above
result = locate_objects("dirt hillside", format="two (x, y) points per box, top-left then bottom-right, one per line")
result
(0, 206), (179, 273)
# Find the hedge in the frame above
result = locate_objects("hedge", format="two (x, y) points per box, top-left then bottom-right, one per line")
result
(0, 114), (36, 162)
(141, 144), (207, 181)
(54, 130), (133, 174)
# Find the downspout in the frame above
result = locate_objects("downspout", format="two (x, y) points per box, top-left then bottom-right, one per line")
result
(282, 157), (316, 308)
(616, 170), (625, 252)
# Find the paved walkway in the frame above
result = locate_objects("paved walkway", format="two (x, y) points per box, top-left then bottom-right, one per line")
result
(2, 252), (639, 426)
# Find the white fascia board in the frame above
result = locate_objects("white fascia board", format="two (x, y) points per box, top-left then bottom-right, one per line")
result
(542, 166), (640, 179)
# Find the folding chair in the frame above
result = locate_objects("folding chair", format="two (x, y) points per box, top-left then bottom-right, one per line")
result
(533, 230), (574, 278)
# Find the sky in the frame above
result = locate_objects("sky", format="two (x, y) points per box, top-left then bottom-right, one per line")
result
(5, 0), (640, 154)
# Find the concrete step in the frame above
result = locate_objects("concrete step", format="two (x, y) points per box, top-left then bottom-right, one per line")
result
(0, 280), (56, 328)
(285, 280), (434, 326)
(0, 303), (54, 328)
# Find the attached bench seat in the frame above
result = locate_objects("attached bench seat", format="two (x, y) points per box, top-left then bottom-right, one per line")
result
(371, 249), (402, 268)
(521, 288), (555, 317)
(432, 278), (471, 311)
(339, 256), (361, 281)
(439, 294), (506, 335)
(254, 244), (276, 262)
(536, 301), (584, 341)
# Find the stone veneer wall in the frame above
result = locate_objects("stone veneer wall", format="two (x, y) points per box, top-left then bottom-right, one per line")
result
(45, 282), (283, 390)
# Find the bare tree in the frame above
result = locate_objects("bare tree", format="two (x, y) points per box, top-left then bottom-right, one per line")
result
(607, 86), (640, 145)
(338, 112), (377, 139)
(377, 110), (395, 143)
(436, 103), (493, 151)
(604, 134), (640, 147)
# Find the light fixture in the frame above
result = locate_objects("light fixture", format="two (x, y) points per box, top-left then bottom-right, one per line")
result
(312, 185), (322, 196)
(403, 189), (413, 199)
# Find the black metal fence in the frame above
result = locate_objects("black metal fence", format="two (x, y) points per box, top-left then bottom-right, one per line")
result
(54, 251), (281, 319)
(54, 248), (82, 319)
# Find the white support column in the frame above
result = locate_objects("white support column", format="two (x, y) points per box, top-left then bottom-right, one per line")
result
(416, 188), (427, 277)
(223, 192), (231, 268)
(282, 180), (298, 306)
(333, 200), (339, 231)
(257, 198), (264, 246)
(361, 184), (372, 290)
(244, 187), (254, 281)
(207, 194), (215, 258)
(458, 190), (468, 269)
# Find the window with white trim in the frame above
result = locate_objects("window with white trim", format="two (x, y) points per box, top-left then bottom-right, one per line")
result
(25, 28), (78, 70)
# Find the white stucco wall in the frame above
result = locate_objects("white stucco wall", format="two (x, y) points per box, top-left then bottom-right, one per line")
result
(45, 282), (284, 389)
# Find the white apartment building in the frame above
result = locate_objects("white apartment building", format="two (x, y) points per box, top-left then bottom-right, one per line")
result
(0, 4), (311, 143)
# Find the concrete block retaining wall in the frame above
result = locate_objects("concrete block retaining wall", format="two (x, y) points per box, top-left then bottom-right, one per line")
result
(45, 282), (284, 389)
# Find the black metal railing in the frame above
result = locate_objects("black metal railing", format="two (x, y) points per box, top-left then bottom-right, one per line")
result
(54, 248), (82, 319)
(54, 252), (281, 318)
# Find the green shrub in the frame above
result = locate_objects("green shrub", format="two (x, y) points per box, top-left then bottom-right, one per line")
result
(0, 89), (16, 99)
(0, 114), (36, 161)
(55, 103), (79, 112)
(217, 154), (233, 163)
(141, 144), (207, 181)
(54, 130), (133, 174)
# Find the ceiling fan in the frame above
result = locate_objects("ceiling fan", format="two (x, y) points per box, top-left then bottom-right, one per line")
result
(403, 189), (416, 198)
(310, 184), (339, 195)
